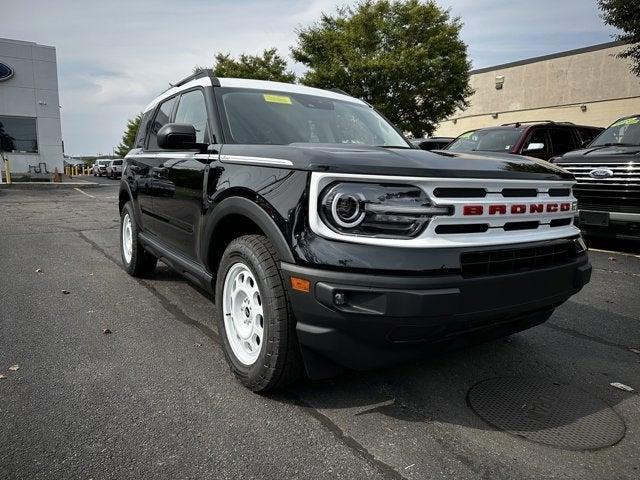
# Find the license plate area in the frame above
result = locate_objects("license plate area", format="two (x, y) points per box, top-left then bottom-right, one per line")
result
(579, 210), (609, 226)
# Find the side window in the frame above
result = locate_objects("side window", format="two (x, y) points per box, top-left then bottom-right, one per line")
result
(174, 89), (209, 143)
(577, 128), (600, 147)
(147, 96), (177, 150)
(522, 129), (548, 155)
(135, 111), (153, 148)
(548, 128), (577, 155)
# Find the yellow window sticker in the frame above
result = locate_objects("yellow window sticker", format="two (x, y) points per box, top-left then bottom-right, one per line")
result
(263, 94), (292, 105)
(612, 116), (639, 127)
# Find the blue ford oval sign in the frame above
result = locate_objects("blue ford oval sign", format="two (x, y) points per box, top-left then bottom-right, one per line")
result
(0, 62), (14, 81)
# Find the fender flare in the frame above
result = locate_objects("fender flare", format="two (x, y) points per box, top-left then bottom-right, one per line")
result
(202, 196), (295, 268)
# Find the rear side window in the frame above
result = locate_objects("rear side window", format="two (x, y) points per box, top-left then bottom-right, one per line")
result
(577, 127), (601, 146)
(147, 96), (177, 150)
(548, 128), (578, 155)
(135, 111), (153, 148)
(114, 160), (123, 165)
(174, 89), (209, 143)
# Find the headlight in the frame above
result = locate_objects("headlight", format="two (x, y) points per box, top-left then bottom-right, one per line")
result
(319, 182), (451, 238)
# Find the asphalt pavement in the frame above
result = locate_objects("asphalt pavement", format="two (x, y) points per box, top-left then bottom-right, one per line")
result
(1, 183), (639, 479)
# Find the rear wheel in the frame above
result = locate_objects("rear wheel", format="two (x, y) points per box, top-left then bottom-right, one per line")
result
(216, 235), (302, 392)
(120, 201), (157, 277)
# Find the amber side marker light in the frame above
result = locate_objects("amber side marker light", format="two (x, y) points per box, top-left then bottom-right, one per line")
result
(290, 276), (311, 293)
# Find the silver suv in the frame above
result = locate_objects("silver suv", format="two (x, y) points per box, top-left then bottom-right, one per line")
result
(106, 159), (123, 179)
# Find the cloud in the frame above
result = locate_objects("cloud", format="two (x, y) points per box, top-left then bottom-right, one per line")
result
(2, 0), (618, 155)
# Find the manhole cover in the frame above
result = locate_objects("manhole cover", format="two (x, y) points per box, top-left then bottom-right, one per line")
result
(467, 377), (625, 450)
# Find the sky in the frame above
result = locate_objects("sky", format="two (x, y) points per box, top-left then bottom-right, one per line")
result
(3, 0), (621, 156)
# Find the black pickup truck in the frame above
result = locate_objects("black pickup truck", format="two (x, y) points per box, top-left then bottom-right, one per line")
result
(553, 115), (640, 239)
(118, 70), (591, 392)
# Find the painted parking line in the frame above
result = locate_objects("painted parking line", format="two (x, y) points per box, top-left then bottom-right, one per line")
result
(73, 187), (95, 199)
(589, 247), (640, 259)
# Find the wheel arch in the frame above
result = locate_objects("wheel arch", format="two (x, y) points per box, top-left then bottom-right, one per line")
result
(203, 196), (295, 283)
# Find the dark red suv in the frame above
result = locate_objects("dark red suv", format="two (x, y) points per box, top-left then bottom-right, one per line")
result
(445, 121), (603, 161)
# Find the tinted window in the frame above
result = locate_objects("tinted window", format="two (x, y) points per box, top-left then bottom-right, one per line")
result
(522, 129), (548, 154)
(114, 160), (123, 165)
(577, 127), (601, 146)
(135, 111), (153, 148)
(147, 97), (177, 150)
(174, 89), (209, 143)
(591, 116), (640, 147)
(217, 88), (408, 147)
(548, 128), (577, 155)
(447, 129), (522, 152)
(0, 116), (38, 153)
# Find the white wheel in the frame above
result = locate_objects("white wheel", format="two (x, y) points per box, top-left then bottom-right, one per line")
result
(122, 212), (133, 264)
(222, 262), (264, 366)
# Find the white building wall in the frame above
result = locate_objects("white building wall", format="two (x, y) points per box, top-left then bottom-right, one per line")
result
(0, 38), (63, 174)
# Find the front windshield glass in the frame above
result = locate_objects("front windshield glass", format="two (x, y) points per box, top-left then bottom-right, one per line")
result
(447, 128), (522, 152)
(590, 116), (640, 147)
(217, 88), (409, 147)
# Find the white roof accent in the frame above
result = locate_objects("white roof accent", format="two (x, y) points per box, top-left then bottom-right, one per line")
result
(143, 76), (366, 113)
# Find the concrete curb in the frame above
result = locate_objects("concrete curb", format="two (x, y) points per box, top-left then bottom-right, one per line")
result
(0, 182), (103, 189)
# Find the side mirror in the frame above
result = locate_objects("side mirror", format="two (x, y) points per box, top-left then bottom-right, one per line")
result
(524, 142), (545, 152)
(157, 123), (203, 150)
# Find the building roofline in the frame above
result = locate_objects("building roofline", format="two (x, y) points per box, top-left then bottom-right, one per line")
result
(470, 40), (627, 75)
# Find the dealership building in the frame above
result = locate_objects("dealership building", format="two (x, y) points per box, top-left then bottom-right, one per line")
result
(0, 37), (64, 176)
(435, 41), (640, 137)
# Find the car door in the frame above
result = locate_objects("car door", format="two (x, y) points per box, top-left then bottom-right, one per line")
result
(150, 87), (215, 259)
(128, 96), (178, 234)
(520, 128), (550, 160)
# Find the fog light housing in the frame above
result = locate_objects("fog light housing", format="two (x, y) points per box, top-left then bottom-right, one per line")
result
(574, 236), (587, 254)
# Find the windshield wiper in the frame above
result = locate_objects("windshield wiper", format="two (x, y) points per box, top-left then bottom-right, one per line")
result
(374, 145), (412, 149)
(593, 142), (637, 147)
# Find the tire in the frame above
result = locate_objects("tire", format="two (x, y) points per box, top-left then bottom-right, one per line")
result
(216, 234), (303, 392)
(120, 201), (157, 277)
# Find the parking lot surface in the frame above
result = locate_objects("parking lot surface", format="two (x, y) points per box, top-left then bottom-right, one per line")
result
(1, 185), (639, 480)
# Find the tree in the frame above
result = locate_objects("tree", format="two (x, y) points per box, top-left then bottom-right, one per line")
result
(292, 0), (473, 137)
(599, 0), (640, 76)
(212, 48), (296, 83)
(114, 114), (141, 157)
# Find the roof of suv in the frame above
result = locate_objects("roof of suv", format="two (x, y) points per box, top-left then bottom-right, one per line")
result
(144, 75), (367, 113)
(466, 121), (599, 133)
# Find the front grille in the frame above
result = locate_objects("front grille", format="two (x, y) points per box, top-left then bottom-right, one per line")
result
(461, 241), (578, 278)
(562, 163), (640, 214)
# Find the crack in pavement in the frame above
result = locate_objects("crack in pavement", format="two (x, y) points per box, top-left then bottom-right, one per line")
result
(543, 322), (635, 353)
(76, 228), (405, 480)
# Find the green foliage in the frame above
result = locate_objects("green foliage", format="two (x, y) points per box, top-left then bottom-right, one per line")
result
(114, 114), (142, 157)
(599, 0), (640, 76)
(212, 48), (296, 83)
(292, 0), (473, 136)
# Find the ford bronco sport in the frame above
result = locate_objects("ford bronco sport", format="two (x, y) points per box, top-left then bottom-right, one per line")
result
(119, 70), (591, 392)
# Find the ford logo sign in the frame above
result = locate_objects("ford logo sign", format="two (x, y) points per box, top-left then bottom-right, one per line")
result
(0, 62), (14, 81)
(589, 168), (614, 179)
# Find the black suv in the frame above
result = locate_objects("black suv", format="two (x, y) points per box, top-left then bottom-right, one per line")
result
(446, 121), (603, 161)
(119, 70), (591, 391)
(553, 114), (640, 239)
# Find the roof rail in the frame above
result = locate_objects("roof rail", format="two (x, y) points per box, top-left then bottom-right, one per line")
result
(501, 120), (575, 127)
(170, 69), (220, 88)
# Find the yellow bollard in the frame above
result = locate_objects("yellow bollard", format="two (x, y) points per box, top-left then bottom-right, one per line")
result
(3, 157), (11, 184)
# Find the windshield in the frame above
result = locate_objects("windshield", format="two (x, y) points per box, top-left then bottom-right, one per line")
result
(590, 116), (640, 147)
(216, 88), (409, 147)
(447, 128), (522, 152)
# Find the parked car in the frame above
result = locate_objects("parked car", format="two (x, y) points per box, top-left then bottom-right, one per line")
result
(446, 121), (603, 161)
(93, 160), (110, 176)
(118, 70), (591, 392)
(106, 159), (123, 179)
(552, 114), (640, 239)
(410, 137), (454, 151)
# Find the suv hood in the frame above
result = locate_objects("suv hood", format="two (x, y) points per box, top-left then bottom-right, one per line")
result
(220, 144), (572, 180)
(555, 145), (640, 164)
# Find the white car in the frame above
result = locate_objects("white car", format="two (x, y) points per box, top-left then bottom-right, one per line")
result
(93, 160), (110, 176)
(106, 159), (123, 179)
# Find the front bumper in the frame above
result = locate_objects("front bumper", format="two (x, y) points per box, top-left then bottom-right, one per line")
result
(575, 210), (640, 239)
(283, 254), (591, 378)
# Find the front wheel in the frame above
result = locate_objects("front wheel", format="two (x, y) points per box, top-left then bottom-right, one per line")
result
(120, 202), (157, 277)
(216, 235), (302, 392)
